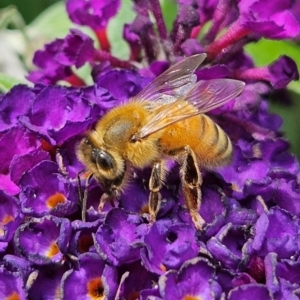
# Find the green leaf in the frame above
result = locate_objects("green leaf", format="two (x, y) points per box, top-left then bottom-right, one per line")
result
(27, 1), (73, 39)
(0, 73), (26, 93)
(160, 0), (177, 31)
(107, 0), (135, 60)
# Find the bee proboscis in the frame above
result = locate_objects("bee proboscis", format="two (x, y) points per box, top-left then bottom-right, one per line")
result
(77, 53), (245, 229)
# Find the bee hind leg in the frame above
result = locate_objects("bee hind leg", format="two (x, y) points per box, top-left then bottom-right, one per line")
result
(179, 146), (205, 230)
(148, 161), (163, 225)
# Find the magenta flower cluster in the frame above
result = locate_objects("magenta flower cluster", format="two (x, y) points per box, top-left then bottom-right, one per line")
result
(1, 0), (300, 299)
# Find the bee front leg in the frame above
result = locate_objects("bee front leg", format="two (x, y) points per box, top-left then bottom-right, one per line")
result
(98, 185), (121, 211)
(148, 161), (163, 224)
(179, 146), (205, 230)
(98, 172), (125, 213)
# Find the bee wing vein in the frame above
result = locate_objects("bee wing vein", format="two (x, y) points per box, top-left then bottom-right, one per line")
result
(132, 54), (207, 105)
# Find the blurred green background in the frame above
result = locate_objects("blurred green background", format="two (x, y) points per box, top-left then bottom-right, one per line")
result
(0, 0), (60, 24)
(1, 0), (300, 158)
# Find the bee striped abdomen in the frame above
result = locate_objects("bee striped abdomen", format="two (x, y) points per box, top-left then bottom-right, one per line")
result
(195, 114), (233, 167)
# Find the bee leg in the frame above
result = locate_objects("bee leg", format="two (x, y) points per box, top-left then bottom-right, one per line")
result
(98, 192), (114, 211)
(148, 161), (163, 224)
(180, 146), (205, 230)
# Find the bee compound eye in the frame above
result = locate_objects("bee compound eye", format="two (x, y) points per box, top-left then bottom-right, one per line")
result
(92, 149), (114, 171)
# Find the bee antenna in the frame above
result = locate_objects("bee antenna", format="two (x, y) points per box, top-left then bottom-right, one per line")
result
(77, 171), (93, 222)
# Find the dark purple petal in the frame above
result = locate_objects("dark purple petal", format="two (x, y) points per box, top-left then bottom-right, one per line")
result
(56, 29), (95, 68)
(61, 252), (118, 300)
(181, 38), (204, 56)
(0, 191), (23, 245)
(14, 216), (71, 265)
(240, 0), (300, 39)
(94, 208), (148, 266)
(0, 268), (27, 299)
(27, 38), (72, 84)
(158, 257), (219, 300)
(141, 220), (199, 274)
(228, 283), (272, 300)
(80, 84), (117, 112)
(0, 126), (40, 195)
(252, 207), (299, 258)
(207, 223), (247, 270)
(10, 149), (50, 185)
(232, 272), (256, 287)
(66, 0), (120, 30)
(3, 255), (32, 275)
(27, 29), (95, 85)
(267, 56), (299, 89)
(219, 146), (270, 200)
(96, 69), (149, 102)
(115, 261), (158, 300)
(123, 23), (142, 61)
(68, 219), (102, 256)
(19, 85), (100, 145)
(0, 85), (34, 132)
(27, 264), (69, 300)
(19, 161), (78, 217)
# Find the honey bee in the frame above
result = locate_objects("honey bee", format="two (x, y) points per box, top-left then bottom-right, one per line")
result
(77, 53), (245, 229)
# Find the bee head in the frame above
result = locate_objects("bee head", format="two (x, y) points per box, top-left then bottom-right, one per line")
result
(77, 137), (125, 182)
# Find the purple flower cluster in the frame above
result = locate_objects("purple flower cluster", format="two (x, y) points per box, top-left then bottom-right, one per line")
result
(1, 0), (300, 299)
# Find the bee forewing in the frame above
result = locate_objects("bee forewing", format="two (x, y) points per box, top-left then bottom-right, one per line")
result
(183, 79), (245, 113)
(133, 54), (206, 105)
(135, 79), (245, 139)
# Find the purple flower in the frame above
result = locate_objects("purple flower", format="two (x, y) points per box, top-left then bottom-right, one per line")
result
(0, 192), (23, 253)
(27, 264), (69, 300)
(265, 253), (300, 299)
(0, 126), (42, 195)
(0, 268), (27, 300)
(61, 252), (118, 300)
(0, 85), (34, 131)
(19, 85), (101, 145)
(116, 261), (158, 299)
(66, 0), (120, 31)
(14, 216), (71, 265)
(252, 207), (299, 259)
(68, 219), (102, 256)
(158, 257), (221, 300)
(28, 29), (96, 85)
(239, 0), (300, 39)
(19, 161), (78, 217)
(141, 221), (199, 274)
(228, 284), (272, 300)
(93, 208), (148, 266)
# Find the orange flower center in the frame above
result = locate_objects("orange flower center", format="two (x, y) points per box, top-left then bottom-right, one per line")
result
(87, 277), (105, 300)
(47, 192), (66, 208)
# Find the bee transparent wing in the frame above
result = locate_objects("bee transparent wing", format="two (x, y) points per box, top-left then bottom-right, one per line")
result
(136, 78), (245, 139)
(133, 53), (207, 106)
(183, 79), (245, 113)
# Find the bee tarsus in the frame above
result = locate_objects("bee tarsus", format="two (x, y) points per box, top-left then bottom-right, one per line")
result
(149, 161), (163, 224)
